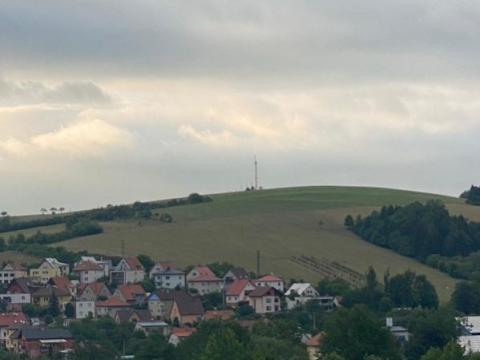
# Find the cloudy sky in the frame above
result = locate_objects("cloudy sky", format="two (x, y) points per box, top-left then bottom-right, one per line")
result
(1, 1), (480, 214)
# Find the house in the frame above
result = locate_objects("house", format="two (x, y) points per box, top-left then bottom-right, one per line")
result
(0, 264), (27, 285)
(224, 279), (256, 307)
(305, 332), (324, 360)
(9, 327), (74, 358)
(152, 268), (186, 290)
(458, 316), (480, 353)
(186, 266), (223, 295)
(248, 287), (282, 314)
(147, 289), (176, 319)
(48, 276), (76, 297)
(168, 327), (197, 347)
(169, 291), (204, 326)
(254, 274), (285, 293)
(114, 309), (154, 324)
(73, 260), (105, 284)
(204, 309), (235, 321)
(386, 317), (409, 343)
(75, 300), (95, 319)
(110, 257), (145, 285)
(223, 267), (250, 283)
(96, 297), (130, 317)
(0, 312), (28, 346)
(0, 277), (38, 304)
(285, 283), (320, 310)
(29, 258), (69, 284)
(76, 256), (111, 277)
(32, 287), (71, 311)
(149, 261), (177, 279)
(77, 282), (111, 301)
(135, 320), (170, 336)
(114, 284), (146, 306)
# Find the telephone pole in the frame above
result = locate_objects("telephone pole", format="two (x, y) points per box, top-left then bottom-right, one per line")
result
(254, 155), (258, 190)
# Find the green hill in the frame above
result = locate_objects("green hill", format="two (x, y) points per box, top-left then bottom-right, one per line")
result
(49, 186), (480, 301)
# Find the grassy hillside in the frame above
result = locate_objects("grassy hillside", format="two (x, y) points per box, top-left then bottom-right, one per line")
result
(51, 186), (479, 302)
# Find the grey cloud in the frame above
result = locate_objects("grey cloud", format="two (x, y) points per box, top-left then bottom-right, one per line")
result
(0, 79), (111, 105)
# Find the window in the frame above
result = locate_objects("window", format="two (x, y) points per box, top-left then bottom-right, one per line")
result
(266, 306), (271, 311)
(266, 298), (272, 303)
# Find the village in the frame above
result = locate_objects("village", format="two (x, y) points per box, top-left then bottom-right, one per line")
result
(0, 255), (344, 359)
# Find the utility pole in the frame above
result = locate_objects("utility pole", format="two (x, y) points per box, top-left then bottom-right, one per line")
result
(254, 155), (258, 190)
(256, 250), (261, 276)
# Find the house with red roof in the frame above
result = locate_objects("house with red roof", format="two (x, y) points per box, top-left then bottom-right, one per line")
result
(168, 327), (197, 347)
(73, 260), (105, 284)
(186, 266), (223, 295)
(113, 284), (146, 306)
(248, 287), (282, 314)
(77, 282), (111, 301)
(110, 257), (145, 285)
(224, 279), (256, 307)
(305, 332), (324, 360)
(254, 274), (285, 293)
(96, 297), (131, 317)
(48, 276), (76, 297)
(0, 312), (28, 346)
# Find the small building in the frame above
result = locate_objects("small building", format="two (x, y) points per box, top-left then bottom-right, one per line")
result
(224, 279), (256, 307)
(32, 287), (71, 311)
(169, 291), (204, 326)
(110, 257), (145, 285)
(77, 282), (111, 302)
(114, 309), (154, 324)
(0, 264), (27, 285)
(147, 289), (176, 319)
(114, 284), (146, 306)
(9, 327), (74, 359)
(254, 274), (285, 293)
(152, 268), (186, 290)
(73, 260), (105, 284)
(135, 320), (170, 336)
(223, 267), (250, 283)
(29, 258), (69, 285)
(285, 283), (321, 310)
(96, 297), (130, 318)
(75, 300), (95, 319)
(0, 277), (38, 304)
(168, 327), (197, 347)
(248, 286), (282, 314)
(305, 332), (324, 360)
(0, 312), (28, 346)
(186, 266), (223, 295)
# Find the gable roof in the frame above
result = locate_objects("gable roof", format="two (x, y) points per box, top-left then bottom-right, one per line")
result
(32, 286), (70, 298)
(173, 291), (204, 316)
(226, 267), (249, 280)
(116, 309), (153, 323)
(7, 277), (36, 293)
(19, 328), (72, 340)
(148, 288), (178, 302)
(225, 279), (254, 296)
(78, 282), (110, 297)
(96, 297), (130, 308)
(256, 274), (283, 283)
(204, 310), (234, 321)
(124, 257), (144, 271)
(73, 260), (103, 272)
(2, 263), (26, 272)
(116, 284), (146, 302)
(44, 258), (68, 268)
(285, 283), (317, 296)
(0, 313), (28, 327)
(305, 332), (324, 347)
(248, 286), (281, 298)
(188, 266), (221, 282)
(48, 276), (73, 291)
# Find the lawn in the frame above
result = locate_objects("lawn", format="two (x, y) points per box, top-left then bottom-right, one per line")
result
(55, 186), (476, 302)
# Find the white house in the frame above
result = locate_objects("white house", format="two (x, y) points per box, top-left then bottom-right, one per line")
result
(110, 257), (145, 285)
(73, 260), (105, 284)
(152, 269), (186, 290)
(224, 279), (256, 306)
(458, 316), (480, 354)
(0, 264), (27, 285)
(285, 283), (320, 310)
(75, 300), (96, 319)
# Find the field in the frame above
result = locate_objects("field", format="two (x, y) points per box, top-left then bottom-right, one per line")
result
(51, 186), (480, 302)
(0, 251), (40, 266)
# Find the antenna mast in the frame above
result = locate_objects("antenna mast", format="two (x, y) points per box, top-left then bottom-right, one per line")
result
(254, 155), (258, 190)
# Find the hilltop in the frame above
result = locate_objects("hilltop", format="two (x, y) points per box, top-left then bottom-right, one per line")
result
(6, 186), (479, 301)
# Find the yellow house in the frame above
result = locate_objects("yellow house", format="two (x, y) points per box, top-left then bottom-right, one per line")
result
(32, 287), (71, 311)
(29, 258), (69, 284)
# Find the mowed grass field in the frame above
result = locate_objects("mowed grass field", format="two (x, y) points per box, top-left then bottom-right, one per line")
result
(52, 186), (480, 302)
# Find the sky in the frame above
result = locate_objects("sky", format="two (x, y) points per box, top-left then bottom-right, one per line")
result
(1, 1), (480, 214)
